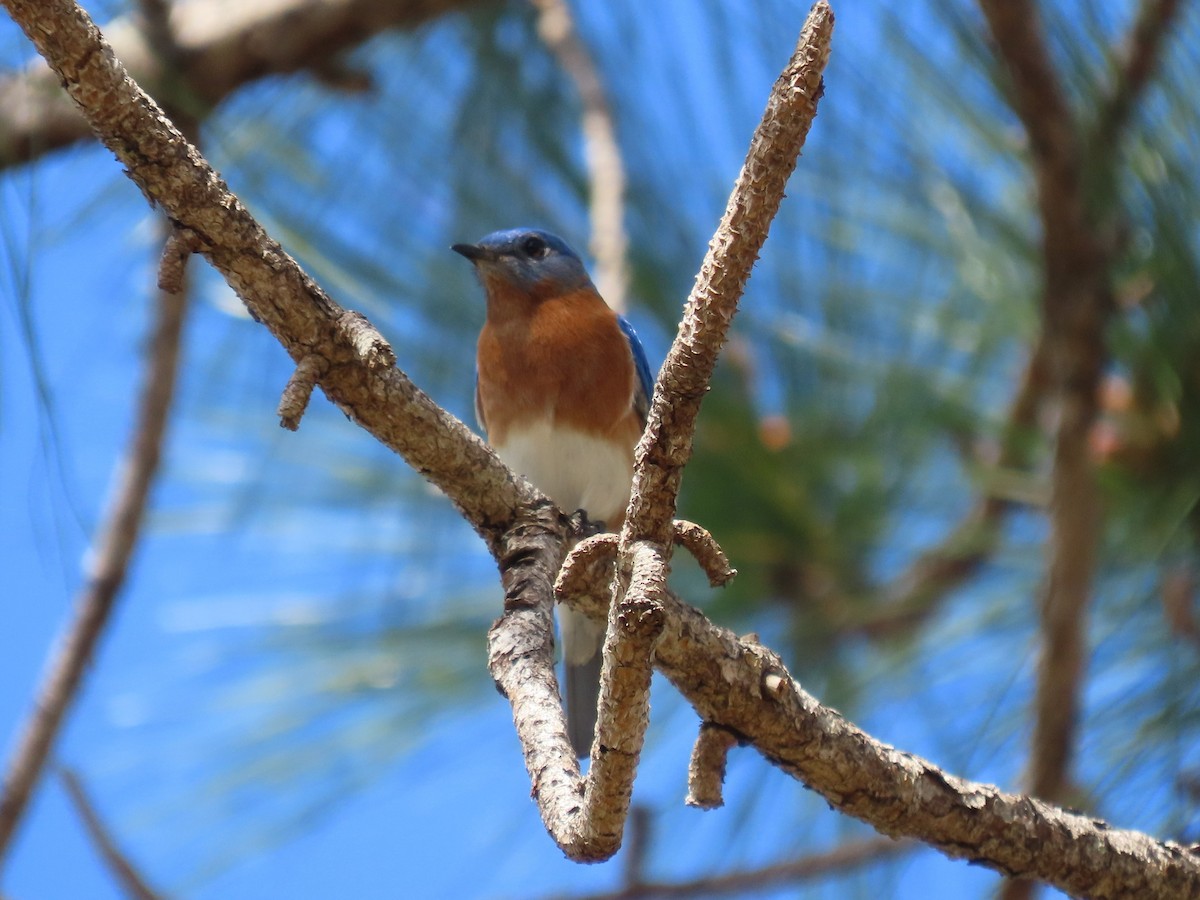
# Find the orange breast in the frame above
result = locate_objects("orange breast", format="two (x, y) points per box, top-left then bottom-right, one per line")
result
(476, 287), (638, 448)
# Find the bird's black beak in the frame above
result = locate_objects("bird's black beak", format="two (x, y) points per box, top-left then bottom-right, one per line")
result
(451, 242), (494, 263)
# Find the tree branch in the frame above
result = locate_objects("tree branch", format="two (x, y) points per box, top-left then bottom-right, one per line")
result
(977, 0), (1100, 820)
(1092, 0), (1185, 151)
(1, 0), (538, 546)
(603, 0), (830, 777)
(622, 3), (830, 551)
(0, 244), (189, 867)
(531, 0), (629, 312)
(685, 722), (739, 809)
(6, 0), (1200, 894)
(487, 512), (669, 862)
(851, 341), (1050, 639)
(577, 0), (833, 770)
(58, 767), (164, 900)
(976, 4), (1149, 896)
(647, 583), (1200, 899)
(550, 836), (913, 900)
(0, 0), (486, 168)
(490, 1), (834, 855)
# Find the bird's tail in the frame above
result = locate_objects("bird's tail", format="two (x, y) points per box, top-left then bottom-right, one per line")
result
(565, 653), (603, 757)
(560, 605), (604, 757)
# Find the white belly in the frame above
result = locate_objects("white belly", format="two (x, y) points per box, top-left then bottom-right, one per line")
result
(495, 420), (633, 526)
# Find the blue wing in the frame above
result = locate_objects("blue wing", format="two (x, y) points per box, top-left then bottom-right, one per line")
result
(618, 315), (654, 427)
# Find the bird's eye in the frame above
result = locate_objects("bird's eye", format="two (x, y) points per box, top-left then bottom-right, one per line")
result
(521, 235), (549, 258)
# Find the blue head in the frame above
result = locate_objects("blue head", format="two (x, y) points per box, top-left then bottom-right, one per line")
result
(452, 228), (593, 299)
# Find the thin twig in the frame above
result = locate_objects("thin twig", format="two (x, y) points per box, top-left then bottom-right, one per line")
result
(1162, 566), (1200, 649)
(58, 767), (164, 900)
(1092, 0), (1184, 151)
(672, 520), (737, 587)
(135, 0), (179, 69)
(852, 342), (1049, 638)
(548, 837), (914, 900)
(531, 0), (629, 311)
(556, 519), (736, 601)
(0, 247), (188, 866)
(337, 309), (395, 369)
(686, 722), (739, 809)
(277, 354), (329, 430)
(621, 806), (651, 889)
(156, 226), (203, 294)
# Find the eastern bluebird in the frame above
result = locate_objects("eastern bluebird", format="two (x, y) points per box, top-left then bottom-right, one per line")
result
(453, 228), (653, 756)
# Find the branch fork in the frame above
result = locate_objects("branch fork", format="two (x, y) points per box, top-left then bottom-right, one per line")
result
(486, 1), (831, 861)
(554, 518), (735, 603)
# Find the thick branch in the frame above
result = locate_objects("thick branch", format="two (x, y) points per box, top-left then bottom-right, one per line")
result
(542, 569), (1200, 895)
(485, 510), (664, 861)
(623, 3), (832, 549)
(0, 0), (484, 168)
(978, 0), (1107, 821)
(485, 505), (592, 843)
(649, 587), (1200, 899)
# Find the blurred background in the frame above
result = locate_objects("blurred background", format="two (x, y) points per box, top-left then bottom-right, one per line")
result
(2, 0), (1199, 897)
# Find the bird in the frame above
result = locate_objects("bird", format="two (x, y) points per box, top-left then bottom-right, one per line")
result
(453, 227), (653, 757)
